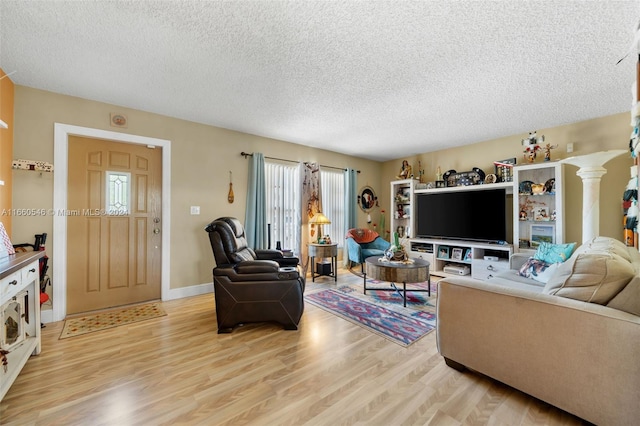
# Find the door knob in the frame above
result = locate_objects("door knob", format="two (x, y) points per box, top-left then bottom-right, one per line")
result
(153, 217), (161, 223)
(153, 228), (160, 234)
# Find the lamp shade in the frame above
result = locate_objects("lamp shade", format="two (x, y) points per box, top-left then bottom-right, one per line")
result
(309, 212), (331, 225)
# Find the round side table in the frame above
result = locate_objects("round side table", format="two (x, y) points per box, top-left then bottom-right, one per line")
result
(308, 243), (338, 282)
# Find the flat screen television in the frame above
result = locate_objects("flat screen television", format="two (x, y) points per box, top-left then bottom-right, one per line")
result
(416, 188), (508, 243)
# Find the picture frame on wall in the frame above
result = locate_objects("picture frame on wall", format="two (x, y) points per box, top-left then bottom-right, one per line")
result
(438, 246), (450, 259)
(451, 248), (463, 261)
(530, 224), (555, 247)
(358, 186), (377, 212)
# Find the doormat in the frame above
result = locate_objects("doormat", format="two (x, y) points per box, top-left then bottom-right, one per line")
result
(60, 303), (166, 339)
(305, 287), (436, 347)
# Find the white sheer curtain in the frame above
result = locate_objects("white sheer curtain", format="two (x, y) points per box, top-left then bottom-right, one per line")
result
(320, 169), (345, 247)
(265, 160), (301, 256)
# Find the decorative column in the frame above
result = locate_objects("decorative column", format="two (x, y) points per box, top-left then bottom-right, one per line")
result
(561, 150), (627, 243)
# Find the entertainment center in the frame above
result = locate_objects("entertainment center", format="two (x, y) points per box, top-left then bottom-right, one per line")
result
(391, 161), (564, 280)
(408, 180), (514, 279)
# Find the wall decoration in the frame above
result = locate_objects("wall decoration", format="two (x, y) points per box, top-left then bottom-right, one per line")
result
(303, 162), (321, 220)
(12, 159), (53, 172)
(227, 171), (234, 203)
(358, 186), (377, 212)
(110, 113), (128, 128)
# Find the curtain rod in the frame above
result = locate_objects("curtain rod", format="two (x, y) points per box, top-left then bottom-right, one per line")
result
(240, 152), (360, 173)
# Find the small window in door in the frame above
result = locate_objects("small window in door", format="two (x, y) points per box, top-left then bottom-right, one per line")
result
(106, 171), (131, 215)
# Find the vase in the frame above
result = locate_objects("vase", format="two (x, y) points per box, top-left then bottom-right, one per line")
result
(392, 250), (407, 261)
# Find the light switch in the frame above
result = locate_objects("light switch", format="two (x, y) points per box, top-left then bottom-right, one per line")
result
(567, 143), (574, 153)
(190, 206), (200, 215)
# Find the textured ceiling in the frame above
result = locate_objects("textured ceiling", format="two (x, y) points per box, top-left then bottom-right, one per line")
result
(1, 1), (639, 162)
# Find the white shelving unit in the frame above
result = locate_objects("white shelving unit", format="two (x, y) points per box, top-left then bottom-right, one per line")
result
(414, 181), (512, 195)
(390, 178), (419, 243)
(513, 161), (565, 253)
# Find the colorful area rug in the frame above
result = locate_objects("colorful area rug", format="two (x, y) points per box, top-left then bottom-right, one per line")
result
(305, 280), (437, 346)
(60, 303), (166, 339)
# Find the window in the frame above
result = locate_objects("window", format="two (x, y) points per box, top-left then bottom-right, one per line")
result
(320, 169), (345, 247)
(105, 171), (130, 214)
(265, 161), (301, 254)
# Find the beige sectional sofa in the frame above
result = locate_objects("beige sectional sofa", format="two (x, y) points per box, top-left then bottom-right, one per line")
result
(436, 237), (640, 426)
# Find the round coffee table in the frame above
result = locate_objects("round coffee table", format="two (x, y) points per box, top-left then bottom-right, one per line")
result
(363, 256), (430, 307)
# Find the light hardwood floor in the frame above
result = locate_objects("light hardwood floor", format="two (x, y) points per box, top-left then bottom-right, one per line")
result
(1, 268), (587, 425)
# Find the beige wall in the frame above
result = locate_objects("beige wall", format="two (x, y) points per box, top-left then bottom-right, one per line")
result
(380, 112), (633, 244)
(12, 85), (634, 294)
(12, 86), (383, 290)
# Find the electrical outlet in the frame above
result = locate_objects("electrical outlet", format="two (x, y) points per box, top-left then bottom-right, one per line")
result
(190, 206), (200, 215)
(567, 143), (574, 153)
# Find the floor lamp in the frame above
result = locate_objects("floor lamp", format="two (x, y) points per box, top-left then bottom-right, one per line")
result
(561, 149), (627, 243)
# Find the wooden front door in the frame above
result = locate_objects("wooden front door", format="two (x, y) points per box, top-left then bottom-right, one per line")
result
(67, 137), (162, 314)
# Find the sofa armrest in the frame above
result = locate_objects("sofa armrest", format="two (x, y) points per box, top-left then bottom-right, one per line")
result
(255, 249), (284, 260)
(509, 252), (530, 270)
(345, 237), (363, 263)
(436, 277), (640, 426)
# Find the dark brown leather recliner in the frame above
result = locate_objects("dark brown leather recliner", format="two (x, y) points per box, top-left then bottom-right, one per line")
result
(205, 217), (305, 333)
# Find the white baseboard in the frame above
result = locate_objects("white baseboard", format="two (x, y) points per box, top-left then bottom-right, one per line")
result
(164, 282), (214, 301)
(40, 282), (214, 324)
(41, 309), (53, 324)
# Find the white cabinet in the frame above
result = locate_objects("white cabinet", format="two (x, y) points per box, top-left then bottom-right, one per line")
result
(513, 162), (565, 253)
(390, 179), (419, 243)
(409, 238), (512, 281)
(471, 258), (510, 281)
(0, 251), (44, 401)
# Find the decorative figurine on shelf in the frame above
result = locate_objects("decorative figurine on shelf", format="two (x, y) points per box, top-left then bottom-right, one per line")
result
(522, 131), (544, 163)
(417, 160), (425, 183)
(542, 143), (558, 161)
(531, 183), (546, 195)
(397, 160), (413, 179)
(519, 209), (528, 221)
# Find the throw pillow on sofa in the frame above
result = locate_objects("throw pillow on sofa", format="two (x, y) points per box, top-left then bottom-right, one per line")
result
(543, 252), (635, 304)
(518, 258), (560, 284)
(533, 242), (576, 264)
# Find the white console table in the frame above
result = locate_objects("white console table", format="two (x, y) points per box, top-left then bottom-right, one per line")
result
(0, 251), (44, 401)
